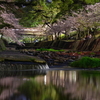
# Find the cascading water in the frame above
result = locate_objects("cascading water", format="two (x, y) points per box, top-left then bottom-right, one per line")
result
(0, 62), (49, 71)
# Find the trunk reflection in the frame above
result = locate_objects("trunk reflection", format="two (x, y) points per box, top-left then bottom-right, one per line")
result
(0, 70), (100, 100)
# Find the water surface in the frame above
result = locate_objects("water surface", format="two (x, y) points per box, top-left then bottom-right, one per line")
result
(0, 69), (100, 100)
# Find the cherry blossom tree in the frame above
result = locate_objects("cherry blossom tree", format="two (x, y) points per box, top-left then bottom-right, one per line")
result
(45, 17), (73, 40)
(46, 2), (100, 40)
(69, 2), (100, 39)
(0, 5), (23, 45)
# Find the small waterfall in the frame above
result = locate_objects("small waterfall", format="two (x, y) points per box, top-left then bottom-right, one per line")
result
(37, 64), (49, 70)
(0, 62), (49, 71)
(34, 63), (49, 70)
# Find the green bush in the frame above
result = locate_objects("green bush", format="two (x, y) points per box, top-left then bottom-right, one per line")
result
(70, 56), (100, 68)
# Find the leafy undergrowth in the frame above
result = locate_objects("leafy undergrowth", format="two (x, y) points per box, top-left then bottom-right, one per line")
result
(36, 48), (65, 52)
(70, 56), (100, 68)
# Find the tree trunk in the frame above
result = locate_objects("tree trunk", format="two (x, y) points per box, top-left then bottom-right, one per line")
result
(0, 38), (6, 51)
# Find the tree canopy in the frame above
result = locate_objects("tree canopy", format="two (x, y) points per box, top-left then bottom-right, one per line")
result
(45, 2), (100, 40)
(13, 0), (100, 27)
(0, 0), (100, 27)
(0, 0), (100, 45)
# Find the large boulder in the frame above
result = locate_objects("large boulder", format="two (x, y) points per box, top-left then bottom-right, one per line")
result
(0, 53), (46, 63)
(0, 50), (48, 71)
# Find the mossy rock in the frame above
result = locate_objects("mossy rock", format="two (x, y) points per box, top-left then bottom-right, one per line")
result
(0, 57), (4, 61)
(0, 54), (46, 64)
(0, 38), (6, 51)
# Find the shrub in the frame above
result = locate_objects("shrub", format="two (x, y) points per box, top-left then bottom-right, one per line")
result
(70, 56), (100, 68)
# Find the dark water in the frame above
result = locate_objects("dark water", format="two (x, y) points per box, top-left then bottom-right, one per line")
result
(0, 68), (100, 100)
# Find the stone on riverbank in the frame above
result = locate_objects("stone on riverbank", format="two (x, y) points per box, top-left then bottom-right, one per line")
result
(0, 50), (48, 71)
(0, 54), (46, 63)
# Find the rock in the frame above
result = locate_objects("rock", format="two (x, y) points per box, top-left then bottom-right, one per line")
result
(0, 51), (46, 64)
(0, 50), (48, 70)
(0, 57), (4, 61)
(63, 66), (72, 68)
(0, 51), (46, 63)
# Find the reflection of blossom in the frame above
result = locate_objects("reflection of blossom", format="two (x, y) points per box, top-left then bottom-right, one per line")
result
(0, 77), (26, 100)
(10, 94), (28, 100)
(48, 71), (100, 100)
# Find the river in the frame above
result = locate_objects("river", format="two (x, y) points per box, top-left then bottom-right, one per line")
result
(0, 65), (100, 100)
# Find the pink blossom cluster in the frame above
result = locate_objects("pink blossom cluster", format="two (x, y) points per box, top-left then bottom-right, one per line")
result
(0, 5), (23, 45)
(46, 3), (100, 39)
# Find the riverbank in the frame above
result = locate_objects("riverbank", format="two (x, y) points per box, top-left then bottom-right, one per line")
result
(0, 50), (49, 71)
(15, 37), (100, 52)
(21, 49), (100, 68)
(1, 46), (100, 69)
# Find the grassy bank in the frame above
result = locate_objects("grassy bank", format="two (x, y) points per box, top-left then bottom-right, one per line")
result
(36, 48), (65, 52)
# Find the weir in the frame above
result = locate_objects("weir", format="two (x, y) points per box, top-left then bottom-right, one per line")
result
(0, 62), (49, 71)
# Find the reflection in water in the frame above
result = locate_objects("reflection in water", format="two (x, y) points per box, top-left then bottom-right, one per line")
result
(44, 75), (46, 85)
(69, 71), (76, 82)
(10, 94), (28, 100)
(0, 70), (100, 100)
(0, 77), (25, 100)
